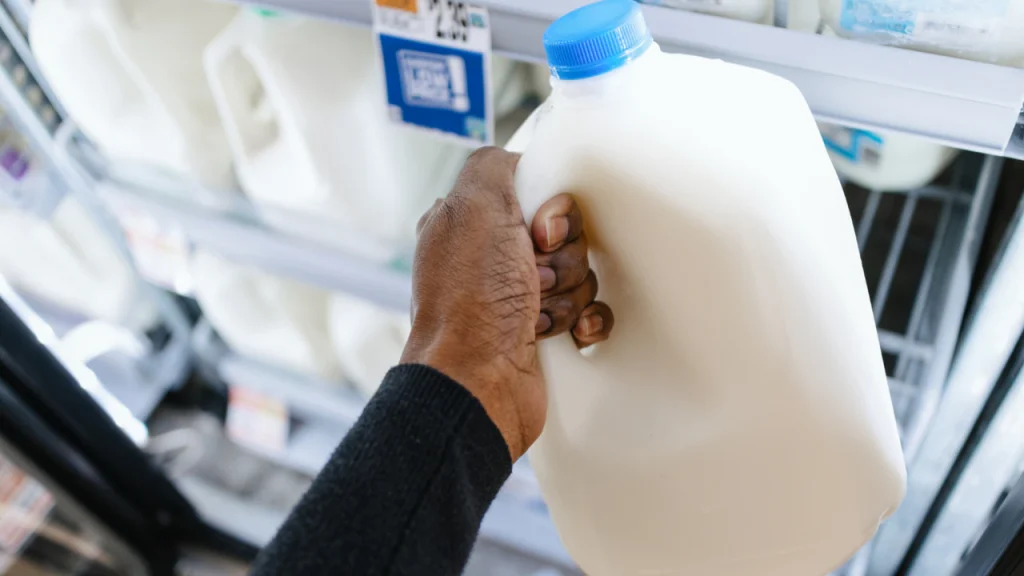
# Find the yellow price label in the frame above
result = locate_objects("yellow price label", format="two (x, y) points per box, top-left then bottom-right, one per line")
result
(377, 0), (418, 13)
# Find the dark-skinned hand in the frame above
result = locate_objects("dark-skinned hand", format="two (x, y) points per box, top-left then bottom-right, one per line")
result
(401, 147), (614, 461)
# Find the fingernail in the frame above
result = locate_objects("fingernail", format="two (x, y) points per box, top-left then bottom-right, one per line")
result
(538, 266), (556, 291)
(536, 312), (552, 334)
(576, 313), (603, 337)
(545, 216), (569, 249)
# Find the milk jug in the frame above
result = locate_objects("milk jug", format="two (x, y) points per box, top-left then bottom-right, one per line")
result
(191, 251), (340, 379)
(203, 12), (468, 255)
(328, 293), (411, 398)
(640, 0), (773, 24)
(819, 123), (958, 191)
(0, 198), (154, 330)
(819, 0), (1024, 65)
(508, 3), (906, 574)
(30, 0), (237, 189)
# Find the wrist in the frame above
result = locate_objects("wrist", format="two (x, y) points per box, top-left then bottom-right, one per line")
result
(401, 334), (527, 460)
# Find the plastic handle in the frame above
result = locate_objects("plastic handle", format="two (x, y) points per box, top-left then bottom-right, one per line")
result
(203, 17), (281, 166)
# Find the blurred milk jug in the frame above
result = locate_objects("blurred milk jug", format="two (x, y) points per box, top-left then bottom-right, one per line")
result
(641, 0), (773, 24)
(507, 2), (906, 575)
(328, 293), (411, 398)
(819, 0), (1024, 64)
(203, 11), (467, 256)
(30, 0), (237, 188)
(191, 251), (340, 380)
(819, 123), (958, 191)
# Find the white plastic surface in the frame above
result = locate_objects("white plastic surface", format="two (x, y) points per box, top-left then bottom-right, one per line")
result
(203, 12), (468, 256)
(0, 198), (153, 329)
(30, 0), (238, 188)
(191, 250), (340, 379)
(819, 0), (1024, 65)
(642, 0), (773, 24)
(819, 123), (959, 191)
(328, 293), (410, 398)
(510, 47), (906, 576)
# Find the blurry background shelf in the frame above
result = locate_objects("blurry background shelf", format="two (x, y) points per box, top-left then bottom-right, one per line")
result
(235, 0), (1024, 158)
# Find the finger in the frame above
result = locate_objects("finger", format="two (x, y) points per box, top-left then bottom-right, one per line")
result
(537, 270), (598, 339)
(532, 193), (584, 253)
(416, 198), (444, 237)
(572, 301), (614, 349)
(535, 232), (589, 295)
(450, 147), (521, 209)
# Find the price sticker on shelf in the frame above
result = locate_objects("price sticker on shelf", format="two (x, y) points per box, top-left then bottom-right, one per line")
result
(226, 387), (290, 456)
(111, 205), (194, 295)
(372, 0), (494, 146)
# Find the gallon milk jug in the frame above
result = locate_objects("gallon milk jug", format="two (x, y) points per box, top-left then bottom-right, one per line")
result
(508, 3), (906, 575)
(819, 0), (1024, 65)
(191, 251), (340, 379)
(30, 0), (237, 189)
(203, 11), (468, 256)
(640, 0), (773, 24)
(328, 293), (411, 398)
(0, 198), (154, 330)
(819, 123), (958, 191)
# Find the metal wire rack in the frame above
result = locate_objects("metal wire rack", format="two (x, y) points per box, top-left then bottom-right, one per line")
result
(832, 154), (1001, 576)
(843, 154), (1000, 464)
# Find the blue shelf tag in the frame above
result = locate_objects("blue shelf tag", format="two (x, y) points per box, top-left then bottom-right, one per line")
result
(372, 0), (493, 146)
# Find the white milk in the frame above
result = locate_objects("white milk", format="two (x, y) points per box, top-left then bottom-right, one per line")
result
(30, 0), (237, 189)
(0, 198), (154, 329)
(191, 251), (340, 380)
(508, 2), (906, 575)
(819, 123), (958, 191)
(819, 0), (1024, 65)
(203, 11), (468, 257)
(328, 293), (411, 398)
(641, 0), (773, 24)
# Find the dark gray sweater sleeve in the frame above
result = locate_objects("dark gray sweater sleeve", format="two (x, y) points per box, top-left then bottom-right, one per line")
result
(250, 364), (513, 575)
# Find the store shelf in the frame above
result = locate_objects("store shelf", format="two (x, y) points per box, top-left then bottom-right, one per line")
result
(870, 197), (1024, 576)
(236, 0), (1024, 158)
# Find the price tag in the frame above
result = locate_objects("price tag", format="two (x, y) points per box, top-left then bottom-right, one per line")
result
(0, 453), (54, 574)
(111, 205), (194, 295)
(226, 387), (290, 456)
(372, 0), (493, 145)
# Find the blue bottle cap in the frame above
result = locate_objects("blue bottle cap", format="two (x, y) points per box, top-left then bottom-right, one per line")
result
(543, 0), (653, 80)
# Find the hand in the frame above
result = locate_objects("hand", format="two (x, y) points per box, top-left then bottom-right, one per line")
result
(401, 147), (614, 461)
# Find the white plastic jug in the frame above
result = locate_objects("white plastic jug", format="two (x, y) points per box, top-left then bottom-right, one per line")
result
(191, 250), (340, 379)
(819, 0), (1024, 65)
(508, 3), (906, 575)
(328, 293), (411, 398)
(819, 123), (958, 191)
(0, 198), (154, 329)
(30, 0), (237, 189)
(640, 0), (773, 24)
(203, 12), (468, 257)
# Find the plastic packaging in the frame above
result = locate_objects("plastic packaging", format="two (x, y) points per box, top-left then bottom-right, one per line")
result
(639, 0), (773, 24)
(508, 3), (906, 575)
(203, 11), (468, 257)
(0, 198), (153, 329)
(30, 0), (237, 189)
(819, 0), (1024, 65)
(328, 293), (410, 398)
(191, 250), (340, 379)
(819, 123), (958, 191)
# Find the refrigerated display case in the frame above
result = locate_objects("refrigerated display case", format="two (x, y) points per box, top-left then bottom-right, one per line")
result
(1, 0), (1024, 574)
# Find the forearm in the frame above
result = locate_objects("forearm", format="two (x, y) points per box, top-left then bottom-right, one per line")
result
(250, 364), (512, 576)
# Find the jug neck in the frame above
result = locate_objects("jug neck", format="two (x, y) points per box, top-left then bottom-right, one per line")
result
(551, 44), (661, 99)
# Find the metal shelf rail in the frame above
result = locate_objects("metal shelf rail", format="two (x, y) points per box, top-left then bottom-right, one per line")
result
(233, 0), (1024, 158)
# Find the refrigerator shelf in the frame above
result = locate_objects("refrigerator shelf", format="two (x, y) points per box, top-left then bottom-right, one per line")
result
(228, 0), (1024, 158)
